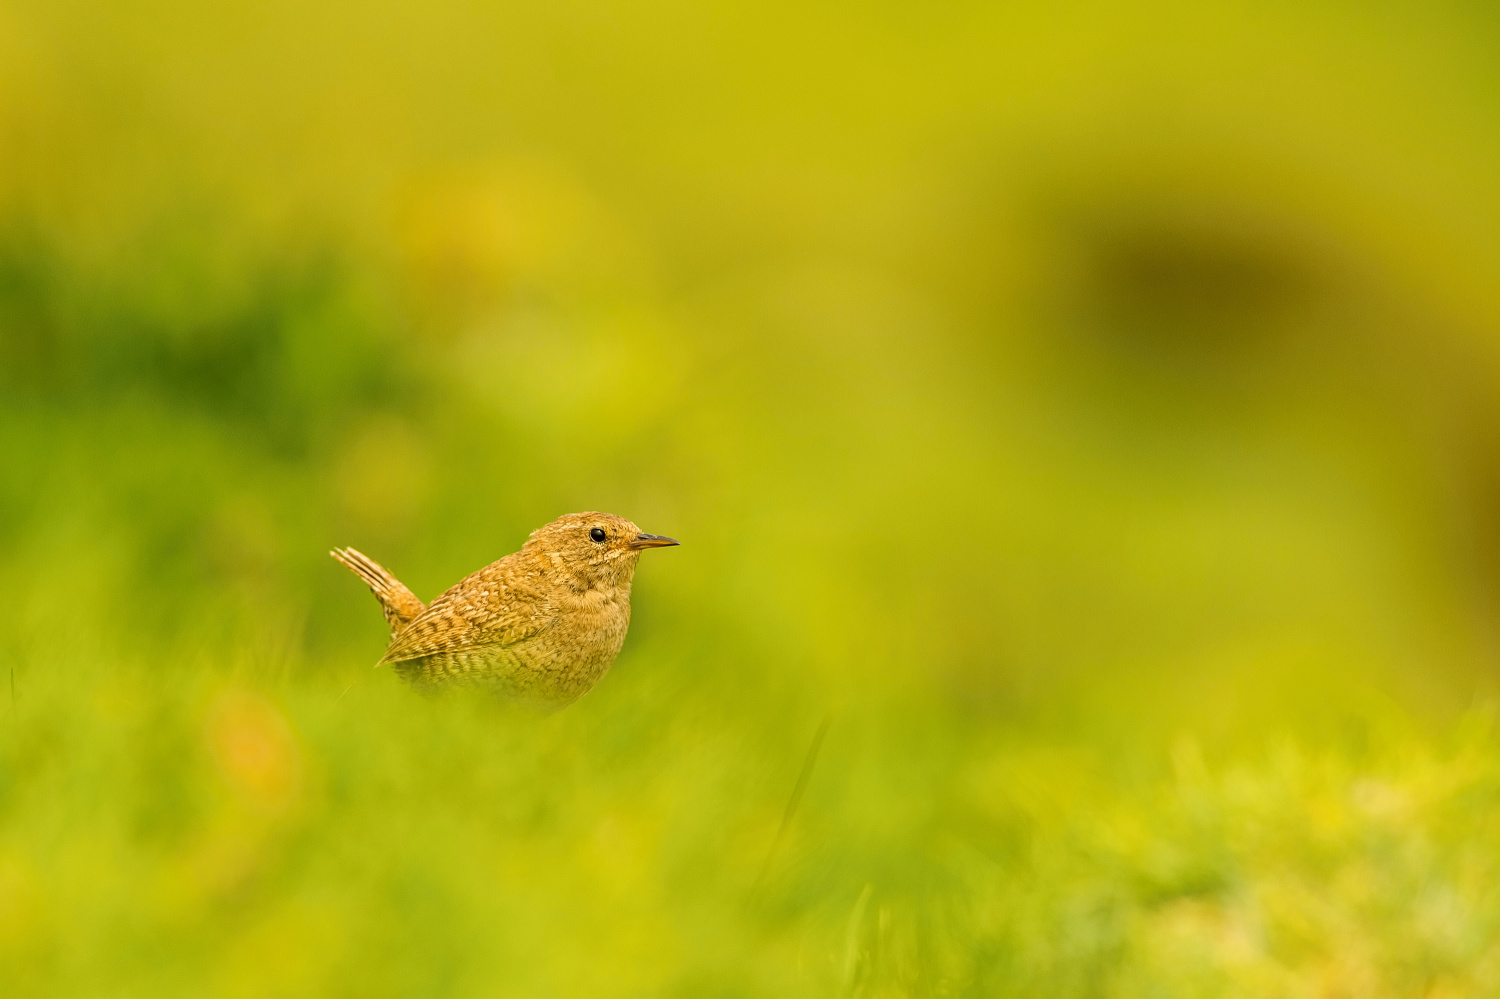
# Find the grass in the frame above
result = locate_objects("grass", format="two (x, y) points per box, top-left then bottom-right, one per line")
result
(9, 637), (1500, 996)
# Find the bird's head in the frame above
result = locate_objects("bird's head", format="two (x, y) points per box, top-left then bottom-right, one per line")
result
(525, 511), (679, 589)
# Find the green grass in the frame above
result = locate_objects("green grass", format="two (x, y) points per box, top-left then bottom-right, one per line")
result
(9, 632), (1500, 996)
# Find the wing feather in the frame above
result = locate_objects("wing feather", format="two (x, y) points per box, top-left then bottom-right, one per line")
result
(379, 556), (552, 663)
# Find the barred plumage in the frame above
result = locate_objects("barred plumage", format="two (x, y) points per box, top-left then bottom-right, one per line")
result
(332, 512), (678, 706)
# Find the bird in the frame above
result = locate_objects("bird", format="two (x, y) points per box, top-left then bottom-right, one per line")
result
(331, 511), (678, 705)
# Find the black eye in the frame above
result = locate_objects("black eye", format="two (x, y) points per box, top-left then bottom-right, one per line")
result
(589, 528), (607, 543)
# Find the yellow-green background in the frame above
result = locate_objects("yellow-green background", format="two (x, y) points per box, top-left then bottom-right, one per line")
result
(6, 2), (1500, 995)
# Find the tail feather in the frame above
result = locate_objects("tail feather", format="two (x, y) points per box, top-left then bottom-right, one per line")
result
(331, 547), (427, 634)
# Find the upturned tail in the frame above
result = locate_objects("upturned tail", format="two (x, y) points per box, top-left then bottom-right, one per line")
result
(330, 547), (427, 633)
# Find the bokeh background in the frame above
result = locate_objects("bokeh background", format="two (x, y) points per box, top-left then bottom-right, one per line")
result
(7, 1), (1500, 995)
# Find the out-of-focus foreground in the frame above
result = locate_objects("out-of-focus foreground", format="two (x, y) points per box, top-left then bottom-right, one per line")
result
(7, 2), (1500, 995)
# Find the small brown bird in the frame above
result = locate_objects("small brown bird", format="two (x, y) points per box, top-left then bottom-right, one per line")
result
(332, 512), (678, 704)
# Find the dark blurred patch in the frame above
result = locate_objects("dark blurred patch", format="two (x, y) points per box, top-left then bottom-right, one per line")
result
(102, 260), (418, 455)
(1077, 214), (1323, 367)
(1092, 223), (1316, 326)
(0, 226), (67, 394)
(0, 225), (423, 455)
(1442, 397), (1500, 627)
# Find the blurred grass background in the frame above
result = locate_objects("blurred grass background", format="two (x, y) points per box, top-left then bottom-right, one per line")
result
(8, 1), (1500, 994)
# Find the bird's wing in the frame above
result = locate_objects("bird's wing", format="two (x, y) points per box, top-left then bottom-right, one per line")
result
(378, 563), (552, 664)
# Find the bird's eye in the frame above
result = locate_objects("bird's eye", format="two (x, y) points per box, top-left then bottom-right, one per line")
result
(589, 528), (607, 543)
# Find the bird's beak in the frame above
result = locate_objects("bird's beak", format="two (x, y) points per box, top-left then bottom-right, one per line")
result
(629, 533), (680, 550)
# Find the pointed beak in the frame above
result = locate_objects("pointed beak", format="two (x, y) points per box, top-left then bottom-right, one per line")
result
(628, 533), (680, 550)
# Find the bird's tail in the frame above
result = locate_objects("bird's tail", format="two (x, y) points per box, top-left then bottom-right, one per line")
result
(331, 547), (427, 634)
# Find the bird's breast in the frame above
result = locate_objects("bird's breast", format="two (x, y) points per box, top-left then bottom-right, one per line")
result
(503, 583), (632, 700)
(551, 584), (632, 652)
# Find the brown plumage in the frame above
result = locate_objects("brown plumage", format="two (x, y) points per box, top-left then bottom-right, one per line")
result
(332, 512), (679, 704)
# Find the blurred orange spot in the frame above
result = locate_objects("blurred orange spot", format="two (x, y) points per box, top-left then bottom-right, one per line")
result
(205, 689), (302, 814)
